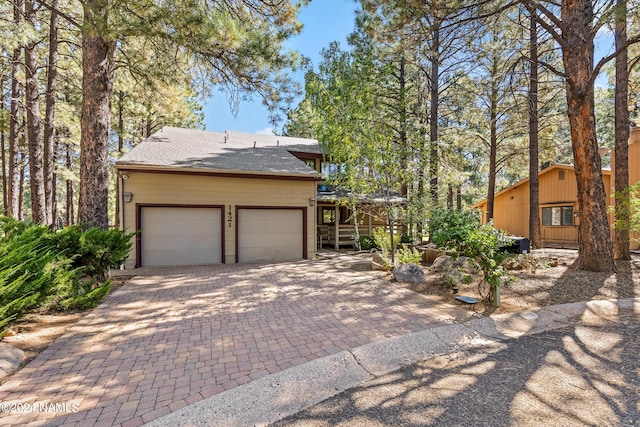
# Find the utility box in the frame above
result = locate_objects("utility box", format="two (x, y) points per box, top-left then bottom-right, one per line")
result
(503, 237), (531, 254)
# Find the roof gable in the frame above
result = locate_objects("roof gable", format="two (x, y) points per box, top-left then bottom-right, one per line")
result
(471, 163), (611, 208)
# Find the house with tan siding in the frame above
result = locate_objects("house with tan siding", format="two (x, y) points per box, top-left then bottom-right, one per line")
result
(473, 127), (640, 248)
(115, 127), (396, 268)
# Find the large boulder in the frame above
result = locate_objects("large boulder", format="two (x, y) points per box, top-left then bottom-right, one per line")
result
(393, 263), (427, 284)
(372, 252), (389, 271)
(430, 255), (475, 287)
(431, 254), (456, 273)
(0, 342), (24, 381)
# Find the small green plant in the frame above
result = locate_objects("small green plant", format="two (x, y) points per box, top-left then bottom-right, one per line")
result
(428, 208), (513, 306)
(396, 247), (422, 265)
(612, 183), (640, 242)
(399, 234), (413, 244)
(502, 254), (552, 273)
(435, 271), (459, 288)
(359, 235), (378, 251)
(372, 226), (400, 257)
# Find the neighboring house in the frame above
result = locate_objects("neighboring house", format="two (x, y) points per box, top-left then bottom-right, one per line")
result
(115, 127), (400, 268)
(473, 127), (640, 248)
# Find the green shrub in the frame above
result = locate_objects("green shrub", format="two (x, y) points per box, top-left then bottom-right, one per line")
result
(55, 280), (111, 311)
(372, 227), (400, 257)
(613, 183), (640, 242)
(359, 235), (378, 251)
(0, 220), (76, 329)
(396, 247), (422, 265)
(51, 225), (134, 281)
(428, 208), (513, 302)
(0, 217), (134, 333)
(399, 234), (413, 244)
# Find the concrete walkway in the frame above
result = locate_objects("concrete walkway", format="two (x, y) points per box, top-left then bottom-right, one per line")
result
(0, 260), (471, 427)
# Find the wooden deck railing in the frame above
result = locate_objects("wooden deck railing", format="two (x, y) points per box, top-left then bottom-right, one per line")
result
(318, 224), (402, 248)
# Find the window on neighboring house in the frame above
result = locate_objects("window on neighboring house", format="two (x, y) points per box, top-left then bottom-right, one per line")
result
(558, 170), (565, 181)
(542, 206), (573, 226)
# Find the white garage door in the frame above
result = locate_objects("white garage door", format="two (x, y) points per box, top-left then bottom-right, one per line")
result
(237, 208), (304, 262)
(141, 207), (222, 266)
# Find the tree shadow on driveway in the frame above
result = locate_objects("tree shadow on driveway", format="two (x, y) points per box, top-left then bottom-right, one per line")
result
(273, 311), (640, 426)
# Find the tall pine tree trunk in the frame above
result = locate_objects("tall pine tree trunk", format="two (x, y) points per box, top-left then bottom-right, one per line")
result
(429, 25), (440, 206)
(7, 0), (22, 219)
(1, 76), (7, 215)
(613, 0), (630, 260)
(115, 91), (125, 228)
(18, 151), (25, 220)
(561, 0), (615, 272)
(51, 139), (58, 228)
(417, 127), (428, 235)
(486, 93), (498, 221)
(78, 3), (116, 229)
(25, 0), (46, 224)
(44, 0), (59, 227)
(528, 4), (542, 249)
(66, 143), (74, 225)
(398, 54), (409, 198)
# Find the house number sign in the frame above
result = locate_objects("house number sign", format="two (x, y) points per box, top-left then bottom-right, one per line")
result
(227, 206), (233, 227)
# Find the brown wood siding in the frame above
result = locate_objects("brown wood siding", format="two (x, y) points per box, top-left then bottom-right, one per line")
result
(120, 171), (316, 267)
(631, 142), (640, 248)
(629, 141), (640, 188)
(492, 181), (530, 238)
(474, 166), (611, 245)
(617, 140), (640, 248)
(475, 134), (640, 248)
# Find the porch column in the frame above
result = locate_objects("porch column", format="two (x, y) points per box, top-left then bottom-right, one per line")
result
(368, 213), (372, 236)
(334, 205), (339, 250)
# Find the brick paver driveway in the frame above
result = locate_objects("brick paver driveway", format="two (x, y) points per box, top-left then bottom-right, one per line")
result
(0, 260), (470, 427)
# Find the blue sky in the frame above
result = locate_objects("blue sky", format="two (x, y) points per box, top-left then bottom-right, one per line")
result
(203, 0), (359, 135)
(202, 3), (615, 135)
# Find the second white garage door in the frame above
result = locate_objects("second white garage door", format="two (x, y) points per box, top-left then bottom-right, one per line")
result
(237, 208), (304, 262)
(141, 206), (223, 266)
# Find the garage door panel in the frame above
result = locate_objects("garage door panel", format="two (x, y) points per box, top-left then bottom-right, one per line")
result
(145, 233), (220, 249)
(238, 209), (303, 262)
(239, 232), (300, 246)
(141, 207), (222, 266)
(240, 246), (301, 262)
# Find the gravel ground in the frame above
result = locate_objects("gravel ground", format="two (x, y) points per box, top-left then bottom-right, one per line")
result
(273, 311), (640, 427)
(394, 249), (640, 315)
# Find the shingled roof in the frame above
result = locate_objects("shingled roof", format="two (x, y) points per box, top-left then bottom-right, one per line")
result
(116, 127), (322, 177)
